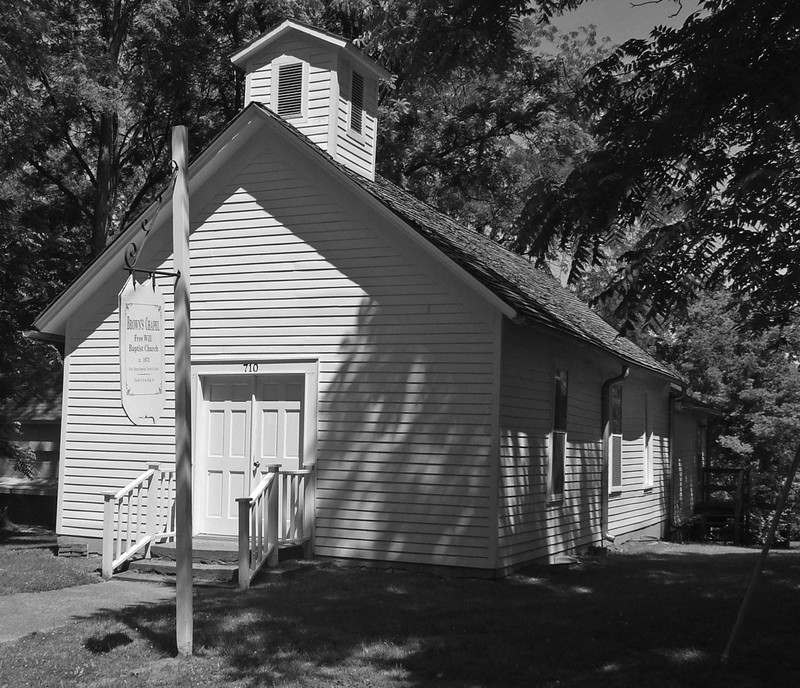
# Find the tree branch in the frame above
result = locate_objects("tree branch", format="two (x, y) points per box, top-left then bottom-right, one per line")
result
(37, 71), (97, 187)
(27, 158), (92, 220)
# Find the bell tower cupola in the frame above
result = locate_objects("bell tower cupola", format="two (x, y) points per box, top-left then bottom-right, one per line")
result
(231, 20), (391, 181)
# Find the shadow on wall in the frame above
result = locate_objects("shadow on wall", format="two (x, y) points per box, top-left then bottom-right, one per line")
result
(499, 420), (603, 564)
(314, 298), (496, 569)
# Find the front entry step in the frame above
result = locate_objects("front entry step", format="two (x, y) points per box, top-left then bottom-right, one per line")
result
(151, 537), (239, 564)
(116, 539), (316, 586)
(124, 557), (238, 584)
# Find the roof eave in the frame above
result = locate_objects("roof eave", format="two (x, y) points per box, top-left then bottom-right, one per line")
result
(512, 312), (682, 383)
(251, 108), (518, 321)
(33, 106), (265, 338)
(230, 19), (391, 81)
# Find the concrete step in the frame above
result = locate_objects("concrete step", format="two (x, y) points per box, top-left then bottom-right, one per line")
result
(150, 539), (307, 564)
(120, 556), (328, 586)
(127, 557), (237, 583)
(151, 537), (238, 564)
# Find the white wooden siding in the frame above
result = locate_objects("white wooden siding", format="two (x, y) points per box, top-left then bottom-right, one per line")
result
(246, 36), (336, 151)
(496, 322), (673, 568)
(243, 36), (378, 179)
(336, 66), (377, 178)
(497, 323), (605, 568)
(59, 253), (181, 537)
(59, 145), (499, 569)
(607, 379), (671, 538)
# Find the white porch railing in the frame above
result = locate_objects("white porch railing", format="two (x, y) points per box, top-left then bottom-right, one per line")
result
(102, 462), (176, 579)
(237, 465), (315, 590)
(101, 462), (314, 586)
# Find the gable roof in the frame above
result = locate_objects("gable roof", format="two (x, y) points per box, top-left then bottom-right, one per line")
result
(231, 19), (391, 81)
(360, 177), (678, 379)
(33, 101), (678, 382)
(251, 103), (679, 381)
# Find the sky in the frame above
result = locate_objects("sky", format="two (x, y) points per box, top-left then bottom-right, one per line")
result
(549, 0), (695, 46)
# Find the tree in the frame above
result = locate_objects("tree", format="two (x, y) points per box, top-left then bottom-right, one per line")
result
(2, 1), (596, 455)
(377, 18), (607, 244)
(515, 0), (800, 332)
(648, 290), (800, 542)
(0, 0), (325, 480)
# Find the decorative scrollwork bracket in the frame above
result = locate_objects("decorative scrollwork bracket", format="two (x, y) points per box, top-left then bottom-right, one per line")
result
(124, 163), (179, 271)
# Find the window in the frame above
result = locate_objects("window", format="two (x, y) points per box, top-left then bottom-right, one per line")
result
(609, 384), (623, 491)
(277, 62), (303, 118)
(643, 392), (654, 488)
(350, 70), (364, 133)
(548, 369), (568, 501)
(696, 423), (707, 483)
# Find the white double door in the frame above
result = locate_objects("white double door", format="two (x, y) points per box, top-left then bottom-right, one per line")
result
(198, 374), (303, 536)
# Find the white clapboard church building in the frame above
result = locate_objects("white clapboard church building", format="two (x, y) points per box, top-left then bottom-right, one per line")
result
(32, 20), (707, 580)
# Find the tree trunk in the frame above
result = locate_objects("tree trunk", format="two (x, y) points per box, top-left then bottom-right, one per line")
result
(92, 112), (115, 257)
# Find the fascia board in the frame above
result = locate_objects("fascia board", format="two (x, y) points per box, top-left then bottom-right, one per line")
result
(254, 110), (517, 321)
(231, 20), (390, 82)
(33, 110), (264, 337)
(512, 312), (680, 383)
(231, 21), (344, 68)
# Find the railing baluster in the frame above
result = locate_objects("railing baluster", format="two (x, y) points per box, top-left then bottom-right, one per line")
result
(234, 465), (315, 590)
(297, 474), (305, 540)
(101, 466), (177, 578)
(102, 493), (115, 579)
(267, 466), (280, 568)
(237, 497), (252, 590)
(134, 485), (142, 542)
(255, 493), (262, 563)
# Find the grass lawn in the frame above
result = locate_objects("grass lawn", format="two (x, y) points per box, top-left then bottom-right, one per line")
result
(0, 545), (100, 596)
(0, 542), (798, 687)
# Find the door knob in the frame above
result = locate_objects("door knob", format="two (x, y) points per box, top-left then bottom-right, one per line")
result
(253, 461), (260, 469)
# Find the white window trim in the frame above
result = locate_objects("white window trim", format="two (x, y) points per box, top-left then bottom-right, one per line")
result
(609, 383), (623, 493)
(547, 367), (568, 504)
(271, 56), (309, 121)
(609, 432), (623, 494)
(192, 359), (319, 467)
(643, 392), (654, 489)
(548, 429), (566, 503)
(348, 69), (366, 140)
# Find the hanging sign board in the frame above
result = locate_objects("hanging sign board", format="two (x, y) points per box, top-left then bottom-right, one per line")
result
(119, 276), (165, 424)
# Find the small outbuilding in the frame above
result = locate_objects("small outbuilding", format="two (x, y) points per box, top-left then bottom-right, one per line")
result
(32, 21), (707, 576)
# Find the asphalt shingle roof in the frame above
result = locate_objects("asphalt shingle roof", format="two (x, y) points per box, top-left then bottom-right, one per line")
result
(254, 102), (679, 381)
(357, 174), (679, 380)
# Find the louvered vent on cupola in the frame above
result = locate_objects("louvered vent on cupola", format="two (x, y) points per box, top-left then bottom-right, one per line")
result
(350, 70), (364, 134)
(277, 62), (303, 118)
(231, 20), (391, 181)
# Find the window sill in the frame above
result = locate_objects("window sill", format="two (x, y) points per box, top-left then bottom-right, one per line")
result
(348, 127), (366, 143)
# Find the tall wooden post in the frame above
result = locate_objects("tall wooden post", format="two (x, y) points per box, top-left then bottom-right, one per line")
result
(172, 125), (193, 656)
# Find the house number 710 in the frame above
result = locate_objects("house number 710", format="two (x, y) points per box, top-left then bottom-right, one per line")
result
(243, 363), (259, 373)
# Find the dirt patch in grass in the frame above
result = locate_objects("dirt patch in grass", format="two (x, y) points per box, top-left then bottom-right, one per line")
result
(1, 542), (798, 687)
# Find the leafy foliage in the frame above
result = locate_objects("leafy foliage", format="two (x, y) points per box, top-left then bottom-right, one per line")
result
(378, 19), (606, 243)
(0, 0), (603, 482)
(648, 290), (800, 542)
(517, 0), (800, 332)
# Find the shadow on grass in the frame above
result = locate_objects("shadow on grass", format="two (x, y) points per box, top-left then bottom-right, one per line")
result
(85, 631), (134, 654)
(105, 548), (800, 688)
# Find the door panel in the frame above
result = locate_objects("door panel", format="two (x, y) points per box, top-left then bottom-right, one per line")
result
(199, 374), (305, 536)
(254, 375), (304, 474)
(200, 378), (252, 536)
